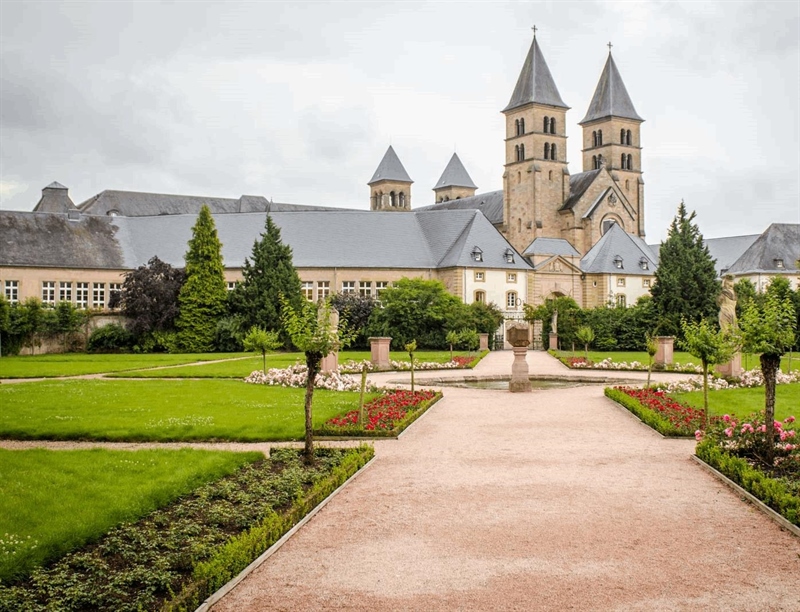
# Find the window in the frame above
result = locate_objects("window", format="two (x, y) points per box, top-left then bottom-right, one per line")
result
(375, 281), (389, 296)
(550, 143), (557, 160)
(639, 258), (649, 270)
(543, 116), (549, 133)
(602, 219), (617, 234)
(626, 129), (632, 145)
(471, 247), (483, 262)
(514, 145), (519, 161)
(616, 294), (627, 308)
(342, 281), (355, 294)
(592, 155), (597, 169)
(474, 271), (485, 282)
(504, 248), (515, 264)
(519, 118), (525, 134)
(625, 179), (630, 190)
(42, 281), (56, 305)
(109, 283), (122, 308)
(474, 290), (486, 304)
(617, 277), (626, 287)
(613, 255), (623, 269)
(399, 192), (405, 207)
(597, 130), (603, 146)
(302, 281), (314, 301)
(519, 144), (525, 161)
(59, 281), (73, 303)
(5, 280), (19, 304)
(597, 154), (603, 168)
(626, 154), (632, 170)
(621, 154), (626, 169)
(92, 283), (106, 309)
(544, 143), (550, 160)
(642, 279), (651, 288)
(592, 131), (598, 147)
(389, 191), (396, 207)
(507, 273), (517, 283)
(621, 128), (626, 144)
(317, 281), (330, 300)
(549, 117), (556, 134)
(506, 291), (519, 309)
(775, 259), (785, 269)
(226, 281), (237, 291)
(548, 170), (553, 180)
(76, 282), (89, 308)
(359, 281), (372, 297)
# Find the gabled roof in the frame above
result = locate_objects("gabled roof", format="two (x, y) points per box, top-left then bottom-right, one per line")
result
(503, 36), (568, 112)
(725, 224), (800, 275)
(531, 254), (583, 273)
(700, 234), (760, 276)
(579, 53), (643, 125)
(582, 185), (635, 221)
(560, 169), (602, 211)
(434, 153), (477, 190)
(522, 237), (580, 258)
(368, 145), (413, 185)
(416, 190), (504, 225)
(78, 190), (343, 217)
(581, 223), (656, 275)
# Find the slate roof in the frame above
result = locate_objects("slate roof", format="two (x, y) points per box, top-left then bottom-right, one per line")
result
(580, 223), (657, 274)
(367, 146), (413, 185)
(1, 209), (529, 273)
(579, 53), (643, 124)
(434, 153), (477, 190)
(560, 169), (602, 211)
(701, 234), (760, 276)
(33, 183), (77, 213)
(503, 36), (568, 112)
(415, 190), (504, 225)
(78, 190), (342, 217)
(522, 237), (580, 258)
(725, 224), (800, 275)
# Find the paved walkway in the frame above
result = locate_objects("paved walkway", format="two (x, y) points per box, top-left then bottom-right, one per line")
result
(213, 352), (800, 611)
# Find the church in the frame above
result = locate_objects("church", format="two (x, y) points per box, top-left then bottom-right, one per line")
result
(1, 35), (797, 338)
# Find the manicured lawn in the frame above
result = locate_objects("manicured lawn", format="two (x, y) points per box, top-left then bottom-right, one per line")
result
(0, 379), (379, 441)
(673, 383), (800, 421)
(0, 353), (246, 379)
(557, 350), (799, 372)
(0, 448), (261, 583)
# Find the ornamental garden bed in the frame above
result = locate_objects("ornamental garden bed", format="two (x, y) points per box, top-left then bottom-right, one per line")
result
(0, 445), (374, 612)
(604, 386), (711, 437)
(315, 389), (442, 438)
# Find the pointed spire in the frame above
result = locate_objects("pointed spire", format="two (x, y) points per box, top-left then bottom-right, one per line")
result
(504, 35), (568, 112)
(579, 52), (643, 124)
(434, 153), (477, 190)
(368, 145), (413, 184)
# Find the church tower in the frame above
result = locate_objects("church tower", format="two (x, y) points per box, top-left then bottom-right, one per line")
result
(502, 33), (570, 253)
(579, 50), (645, 237)
(368, 146), (413, 211)
(433, 152), (477, 203)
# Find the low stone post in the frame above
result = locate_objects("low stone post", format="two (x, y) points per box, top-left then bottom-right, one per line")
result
(655, 336), (674, 366)
(716, 353), (743, 378)
(506, 323), (531, 393)
(368, 336), (392, 371)
(479, 333), (489, 351)
(548, 332), (558, 351)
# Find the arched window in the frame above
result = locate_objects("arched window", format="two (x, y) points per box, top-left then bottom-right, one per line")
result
(474, 290), (486, 304)
(592, 155), (597, 169)
(517, 171), (521, 183)
(517, 218), (521, 233)
(543, 116), (549, 133)
(597, 154), (603, 168)
(551, 143), (557, 160)
(627, 154), (632, 170)
(625, 179), (630, 190)
(519, 144), (525, 160)
(515, 119), (519, 136)
(506, 291), (519, 310)
(620, 129), (626, 144)
(399, 192), (405, 207)
(550, 117), (556, 134)
(515, 144), (520, 161)
(519, 117), (525, 134)
(597, 130), (603, 146)
(548, 170), (553, 180)
(544, 143), (550, 160)
(602, 219), (618, 234)
(621, 154), (626, 169)
(616, 294), (627, 308)
(626, 130), (632, 145)
(592, 131), (597, 147)
(389, 191), (396, 207)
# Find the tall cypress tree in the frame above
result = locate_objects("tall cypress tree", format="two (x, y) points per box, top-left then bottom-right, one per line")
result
(228, 214), (303, 343)
(651, 201), (720, 339)
(175, 205), (227, 352)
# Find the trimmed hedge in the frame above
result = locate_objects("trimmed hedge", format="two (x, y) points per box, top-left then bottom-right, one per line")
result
(604, 387), (690, 437)
(696, 439), (799, 527)
(315, 392), (442, 438)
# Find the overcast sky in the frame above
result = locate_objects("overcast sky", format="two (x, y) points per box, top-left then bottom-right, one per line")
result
(1, 1), (798, 242)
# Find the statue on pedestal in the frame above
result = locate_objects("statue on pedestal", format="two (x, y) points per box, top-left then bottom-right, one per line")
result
(717, 275), (737, 332)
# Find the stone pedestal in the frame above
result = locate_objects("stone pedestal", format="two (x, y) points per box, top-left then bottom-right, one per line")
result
(549, 332), (558, 351)
(509, 346), (532, 392)
(716, 352), (743, 378)
(479, 333), (489, 351)
(320, 352), (338, 373)
(368, 336), (392, 370)
(655, 336), (674, 366)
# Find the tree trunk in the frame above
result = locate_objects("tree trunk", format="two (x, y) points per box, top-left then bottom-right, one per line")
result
(303, 352), (322, 464)
(760, 353), (780, 465)
(262, 350), (266, 373)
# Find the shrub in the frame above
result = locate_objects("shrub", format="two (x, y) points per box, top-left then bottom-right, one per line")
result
(87, 324), (134, 353)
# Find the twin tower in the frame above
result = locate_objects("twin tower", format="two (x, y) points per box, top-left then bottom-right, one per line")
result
(367, 35), (645, 257)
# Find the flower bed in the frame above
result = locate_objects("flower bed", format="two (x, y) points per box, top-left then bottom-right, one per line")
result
(315, 389), (441, 437)
(663, 369), (800, 394)
(555, 351), (702, 373)
(0, 445), (374, 612)
(605, 386), (712, 437)
(339, 356), (477, 374)
(244, 364), (365, 391)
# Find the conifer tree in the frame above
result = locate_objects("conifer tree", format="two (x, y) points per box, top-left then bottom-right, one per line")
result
(175, 205), (227, 352)
(228, 215), (303, 344)
(650, 201), (720, 339)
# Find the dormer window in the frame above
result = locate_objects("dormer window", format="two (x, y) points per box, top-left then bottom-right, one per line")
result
(472, 246), (483, 262)
(613, 255), (623, 269)
(639, 257), (649, 270)
(775, 258), (785, 269)
(504, 248), (515, 264)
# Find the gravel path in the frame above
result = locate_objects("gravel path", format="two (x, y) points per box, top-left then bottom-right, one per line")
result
(213, 372), (800, 611)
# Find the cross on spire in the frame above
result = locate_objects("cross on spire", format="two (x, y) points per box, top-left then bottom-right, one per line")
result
(607, 41), (613, 53)
(532, 25), (538, 37)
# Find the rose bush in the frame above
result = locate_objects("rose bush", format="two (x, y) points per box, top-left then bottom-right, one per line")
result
(612, 386), (712, 436)
(323, 389), (437, 433)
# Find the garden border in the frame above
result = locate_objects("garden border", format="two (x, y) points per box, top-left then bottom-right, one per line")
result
(690, 455), (800, 538)
(602, 395), (694, 440)
(194, 455), (377, 612)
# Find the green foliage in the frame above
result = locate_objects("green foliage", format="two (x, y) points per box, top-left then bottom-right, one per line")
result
(467, 301), (504, 349)
(242, 326), (281, 372)
(367, 278), (469, 349)
(740, 287), (796, 358)
(696, 439), (799, 527)
(330, 292), (377, 349)
(733, 278), (759, 320)
(650, 202), (720, 339)
(51, 302), (87, 352)
(0, 298), (88, 356)
(87, 324), (134, 353)
(524, 296), (581, 347)
(228, 215), (303, 346)
(175, 206), (228, 352)
(604, 388), (689, 437)
(575, 325), (595, 359)
(214, 316), (244, 352)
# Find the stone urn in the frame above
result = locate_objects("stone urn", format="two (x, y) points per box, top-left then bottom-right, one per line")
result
(506, 322), (531, 392)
